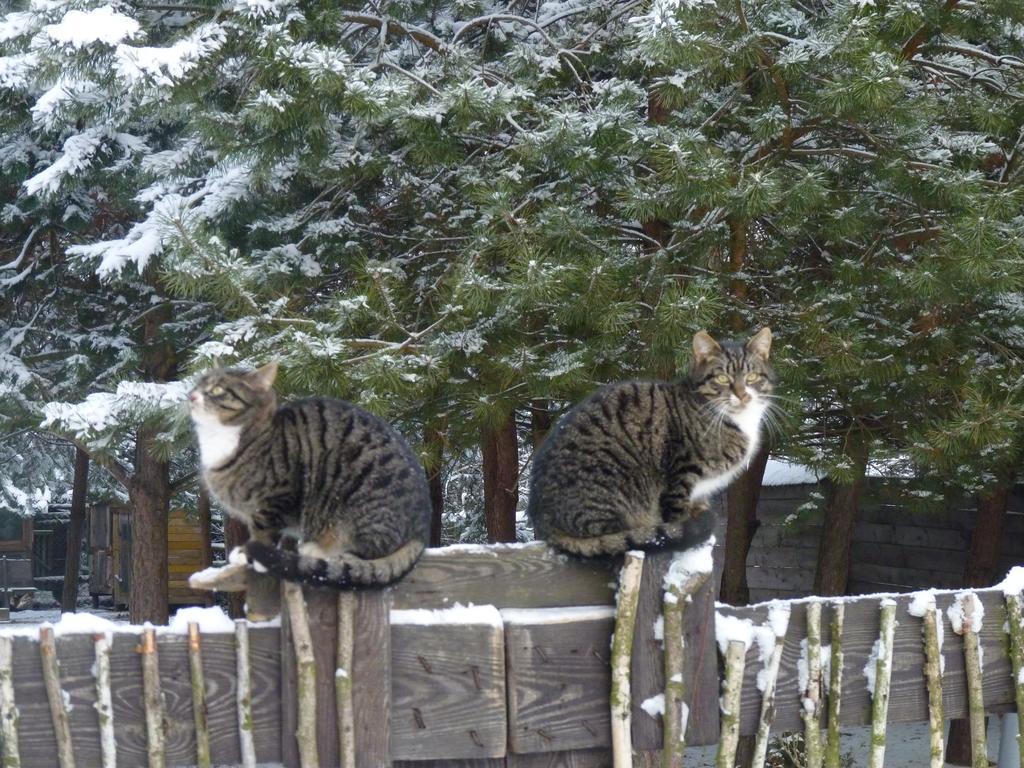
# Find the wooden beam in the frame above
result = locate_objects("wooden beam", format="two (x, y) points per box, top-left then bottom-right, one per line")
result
(393, 543), (616, 610)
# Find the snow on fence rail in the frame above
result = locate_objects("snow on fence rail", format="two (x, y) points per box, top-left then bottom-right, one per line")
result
(0, 544), (1020, 768)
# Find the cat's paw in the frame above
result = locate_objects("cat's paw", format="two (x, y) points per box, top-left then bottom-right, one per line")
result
(228, 545), (249, 566)
(298, 540), (329, 560)
(245, 541), (277, 574)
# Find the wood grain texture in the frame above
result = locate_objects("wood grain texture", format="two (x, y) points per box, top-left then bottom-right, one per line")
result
(679, 570), (721, 747)
(391, 620), (506, 760)
(395, 760), (505, 767)
(246, 628), (284, 764)
(721, 588), (1019, 737)
(280, 583), (298, 768)
(630, 550), (669, 750)
(507, 748), (613, 767)
(304, 587), (340, 767)
(353, 588), (392, 768)
(108, 633), (150, 765)
(151, 633), (193, 766)
(393, 544), (616, 610)
(506, 614), (613, 754)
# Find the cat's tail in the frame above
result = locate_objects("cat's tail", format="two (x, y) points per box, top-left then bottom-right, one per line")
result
(244, 539), (425, 588)
(546, 514), (715, 558)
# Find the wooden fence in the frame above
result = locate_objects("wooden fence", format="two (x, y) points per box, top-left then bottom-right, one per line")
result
(0, 543), (1021, 767)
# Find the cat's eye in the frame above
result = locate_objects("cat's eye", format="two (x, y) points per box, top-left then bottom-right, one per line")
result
(714, 374), (731, 385)
(210, 385), (225, 396)
(745, 373), (760, 383)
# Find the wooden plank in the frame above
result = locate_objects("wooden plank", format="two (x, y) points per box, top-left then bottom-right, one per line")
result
(280, 584), (299, 768)
(394, 543), (616, 610)
(854, 522), (969, 552)
(395, 760), (505, 768)
(508, 748), (612, 767)
(391, 615), (506, 760)
(354, 588), (392, 767)
(108, 632), (149, 765)
(850, 541), (966, 576)
(304, 587), (340, 767)
(721, 587), (1019, 736)
(56, 634), (103, 766)
(850, 564), (963, 592)
(746, 565), (816, 593)
(680, 571), (721, 747)
(154, 634), (198, 765)
(505, 608), (614, 754)
(630, 550), (669, 750)
(247, 628), (284, 764)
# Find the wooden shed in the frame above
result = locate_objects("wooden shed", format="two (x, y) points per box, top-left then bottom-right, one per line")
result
(89, 504), (212, 609)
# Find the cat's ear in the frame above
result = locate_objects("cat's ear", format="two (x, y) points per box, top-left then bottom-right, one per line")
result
(746, 327), (772, 360)
(249, 361), (278, 389)
(692, 331), (721, 365)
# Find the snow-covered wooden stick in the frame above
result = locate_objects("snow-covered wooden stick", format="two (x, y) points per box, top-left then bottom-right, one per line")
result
(867, 599), (897, 768)
(1005, 590), (1024, 768)
(0, 635), (20, 768)
(141, 625), (167, 768)
(802, 601), (824, 768)
(284, 582), (320, 768)
(234, 620), (257, 768)
(92, 633), (115, 768)
(39, 625), (75, 768)
(825, 603), (845, 768)
(909, 592), (945, 768)
(751, 604), (791, 768)
(611, 551), (645, 768)
(187, 623), (211, 768)
(950, 592), (988, 768)
(336, 592), (356, 768)
(662, 541), (714, 768)
(715, 639), (748, 768)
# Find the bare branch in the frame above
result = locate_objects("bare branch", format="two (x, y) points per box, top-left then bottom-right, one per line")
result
(341, 13), (448, 53)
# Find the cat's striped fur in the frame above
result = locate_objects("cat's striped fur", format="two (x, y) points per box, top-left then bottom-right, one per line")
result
(189, 363), (430, 588)
(527, 329), (774, 557)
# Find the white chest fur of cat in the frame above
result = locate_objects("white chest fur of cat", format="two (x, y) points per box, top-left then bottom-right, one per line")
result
(689, 398), (767, 501)
(191, 407), (242, 469)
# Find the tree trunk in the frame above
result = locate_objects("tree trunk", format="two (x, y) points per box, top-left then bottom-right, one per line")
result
(60, 447), (89, 612)
(128, 283), (177, 625)
(813, 429), (870, 596)
(223, 515), (249, 619)
(481, 414), (518, 543)
(424, 426), (444, 547)
(529, 400), (553, 450)
(427, 470), (444, 547)
(947, 482), (1011, 766)
(128, 425), (170, 625)
(720, 442), (770, 605)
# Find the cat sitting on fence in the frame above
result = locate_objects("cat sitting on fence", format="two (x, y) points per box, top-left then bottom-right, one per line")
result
(527, 328), (775, 557)
(188, 362), (430, 588)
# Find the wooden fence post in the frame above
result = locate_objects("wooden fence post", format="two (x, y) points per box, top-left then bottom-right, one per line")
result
(802, 602), (823, 768)
(951, 592), (989, 768)
(1005, 590), (1024, 768)
(867, 600), (897, 768)
(0, 635), (19, 768)
(282, 584), (392, 768)
(38, 626), (74, 768)
(825, 603), (845, 768)
(612, 552), (645, 768)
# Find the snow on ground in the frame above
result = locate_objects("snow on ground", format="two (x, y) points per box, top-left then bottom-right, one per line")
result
(1, 606), (126, 629)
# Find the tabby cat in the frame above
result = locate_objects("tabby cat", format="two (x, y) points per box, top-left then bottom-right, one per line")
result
(527, 328), (774, 557)
(188, 363), (430, 587)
